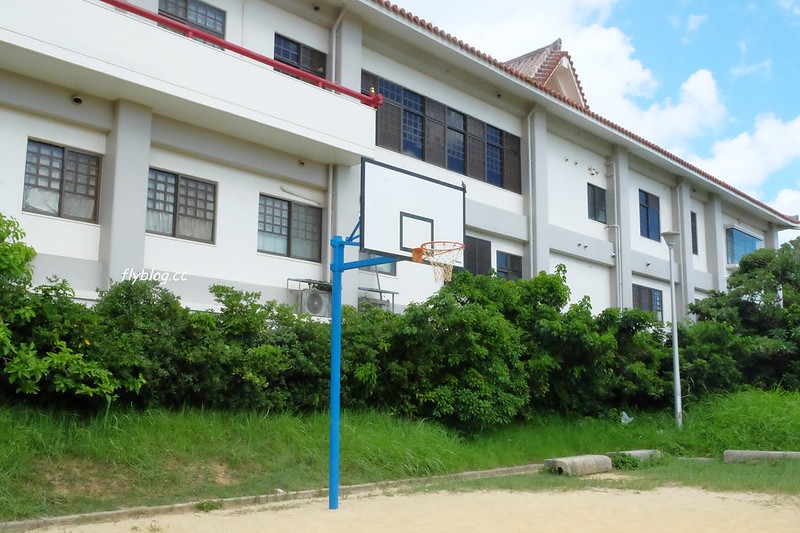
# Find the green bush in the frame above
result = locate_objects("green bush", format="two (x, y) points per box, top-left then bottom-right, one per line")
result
(341, 304), (400, 409)
(597, 307), (671, 409)
(92, 279), (191, 406)
(390, 291), (528, 432)
(679, 321), (745, 398)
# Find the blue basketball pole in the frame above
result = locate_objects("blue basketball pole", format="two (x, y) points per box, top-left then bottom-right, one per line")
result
(328, 233), (397, 510)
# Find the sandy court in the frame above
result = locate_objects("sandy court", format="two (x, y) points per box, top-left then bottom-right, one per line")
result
(30, 486), (800, 533)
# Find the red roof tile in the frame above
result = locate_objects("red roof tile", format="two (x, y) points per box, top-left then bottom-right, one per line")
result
(503, 39), (588, 109)
(369, 0), (800, 226)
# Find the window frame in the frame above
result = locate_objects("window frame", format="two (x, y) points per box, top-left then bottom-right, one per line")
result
(639, 189), (661, 241)
(725, 226), (762, 265)
(690, 211), (699, 255)
(23, 139), (101, 223)
(146, 168), (217, 243)
(362, 71), (521, 193)
(445, 108), (466, 174)
(273, 34), (327, 78)
(464, 236), (492, 276)
(632, 283), (663, 322)
(158, 0), (226, 40)
(587, 183), (607, 224)
(257, 194), (323, 263)
(358, 251), (397, 276)
(496, 251), (522, 281)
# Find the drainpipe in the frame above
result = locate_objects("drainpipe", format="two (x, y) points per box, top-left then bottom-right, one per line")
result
(326, 7), (346, 283)
(525, 106), (536, 277)
(330, 8), (346, 84)
(325, 164), (334, 283)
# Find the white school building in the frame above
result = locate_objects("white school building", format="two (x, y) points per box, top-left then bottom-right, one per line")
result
(1, 0), (797, 319)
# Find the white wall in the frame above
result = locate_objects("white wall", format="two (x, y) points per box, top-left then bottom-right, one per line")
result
(0, 106), (105, 262)
(551, 252), (612, 312)
(628, 168), (674, 260)
(690, 197), (708, 272)
(547, 133), (610, 241)
(144, 146), (327, 287)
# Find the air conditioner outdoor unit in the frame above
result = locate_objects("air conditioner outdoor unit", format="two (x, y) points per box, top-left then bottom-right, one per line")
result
(300, 289), (332, 317)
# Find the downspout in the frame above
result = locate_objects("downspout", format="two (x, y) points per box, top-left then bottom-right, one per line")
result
(325, 9), (346, 282)
(525, 107), (536, 277)
(326, 164), (334, 283)
(606, 160), (623, 309)
(330, 8), (346, 84)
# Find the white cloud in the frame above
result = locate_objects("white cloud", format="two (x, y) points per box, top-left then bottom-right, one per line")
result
(772, 187), (800, 243)
(779, 0), (800, 16)
(690, 114), (800, 194)
(393, 0), (798, 219)
(395, 0), (725, 156)
(686, 14), (708, 32)
(730, 59), (772, 78)
(630, 69), (726, 151)
(771, 187), (800, 218)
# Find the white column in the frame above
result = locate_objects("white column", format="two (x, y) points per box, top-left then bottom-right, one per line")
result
(99, 100), (152, 285)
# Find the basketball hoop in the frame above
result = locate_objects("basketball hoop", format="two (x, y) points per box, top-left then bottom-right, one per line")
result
(412, 240), (465, 283)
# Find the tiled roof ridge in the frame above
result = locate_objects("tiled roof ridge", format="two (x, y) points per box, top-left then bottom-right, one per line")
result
(509, 38), (562, 59)
(369, 0), (800, 225)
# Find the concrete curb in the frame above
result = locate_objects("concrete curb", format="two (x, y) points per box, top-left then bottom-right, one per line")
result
(543, 455), (612, 476)
(0, 463), (544, 532)
(723, 450), (800, 463)
(606, 449), (663, 462)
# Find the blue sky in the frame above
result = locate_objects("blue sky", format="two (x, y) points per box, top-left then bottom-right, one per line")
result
(395, 0), (800, 240)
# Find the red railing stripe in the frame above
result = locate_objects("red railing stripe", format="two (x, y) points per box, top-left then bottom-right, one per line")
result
(98, 0), (383, 108)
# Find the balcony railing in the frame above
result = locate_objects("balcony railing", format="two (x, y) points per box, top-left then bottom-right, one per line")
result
(98, 0), (383, 108)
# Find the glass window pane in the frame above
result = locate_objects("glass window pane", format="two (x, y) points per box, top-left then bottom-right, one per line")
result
(274, 34), (300, 64)
(446, 129), (465, 174)
(402, 111), (424, 159)
(258, 195), (290, 255)
(147, 169), (177, 234)
(486, 144), (502, 186)
(290, 203), (322, 261)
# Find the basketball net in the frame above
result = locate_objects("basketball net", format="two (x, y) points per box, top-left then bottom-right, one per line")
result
(412, 241), (465, 283)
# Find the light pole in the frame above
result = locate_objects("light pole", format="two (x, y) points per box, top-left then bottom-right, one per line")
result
(661, 230), (682, 429)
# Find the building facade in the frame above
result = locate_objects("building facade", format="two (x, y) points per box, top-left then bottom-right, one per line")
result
(1, 0), (797, 319)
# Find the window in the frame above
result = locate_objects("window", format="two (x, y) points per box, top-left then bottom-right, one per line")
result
(23, 139), (100, 222)
(159, 0), (225, 39)
(359, 251), (396, 276)
(632, 284), (663, 321)
(400, 86), (425, 159)
(258, 195), (322, 262)
(726, 227), (762, 265)
(639, 190), (660, 241)
(146, 168), (216, 242)
(587, 183), (607, 223)
(464, 236), (492, 276)
(690, 212), (698, 255)
(496, 252), (522, 281)
(274, 35), (326, 78)
(446, 109), (466, 174)
(485, 125), (504, 187)
(361, 72), (522, 193)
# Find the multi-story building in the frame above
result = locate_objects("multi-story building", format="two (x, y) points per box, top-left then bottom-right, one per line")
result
(1, 0), (797, 319)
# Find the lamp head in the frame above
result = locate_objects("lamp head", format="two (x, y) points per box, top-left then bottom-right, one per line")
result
(661, 230), (680, 247)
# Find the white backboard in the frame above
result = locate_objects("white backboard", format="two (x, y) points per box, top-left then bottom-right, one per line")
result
(360, 159), (465, 263)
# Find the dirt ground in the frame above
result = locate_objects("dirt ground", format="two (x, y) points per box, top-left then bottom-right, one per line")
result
(30, 486), (800, 533)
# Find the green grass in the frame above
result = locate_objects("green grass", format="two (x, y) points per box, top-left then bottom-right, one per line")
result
(425, 458), (800, 496)
(1, 389), (799, 522)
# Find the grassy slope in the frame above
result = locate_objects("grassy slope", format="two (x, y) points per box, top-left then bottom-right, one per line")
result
(1, 389), (799, 521)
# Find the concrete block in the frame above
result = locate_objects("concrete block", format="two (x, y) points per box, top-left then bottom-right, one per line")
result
(606, 449), (663, 462)
(543, 455), (612, 476)
(723, 450), (800, 463)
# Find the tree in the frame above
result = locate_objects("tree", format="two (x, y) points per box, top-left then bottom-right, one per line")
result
(690, 238), (800, 389)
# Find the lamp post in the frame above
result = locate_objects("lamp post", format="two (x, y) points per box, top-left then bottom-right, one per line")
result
(661, 230), (682, 429)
